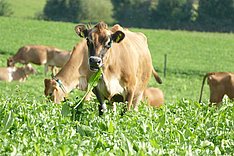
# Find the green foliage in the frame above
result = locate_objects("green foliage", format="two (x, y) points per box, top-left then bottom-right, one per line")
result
(112, 0), (156, 27)
(198, 0), (234, 30)
(43, 0), (114, 23)
(61, 68), (102, 120)
(43, 0), (70, 22)
(0, 0), (13, 16)
(77, 0), (114, 24)
(152, 0), (194, 26)
(0, 17), (234, 154)
(198, 0), (234, 22)
(6, 0), (234, 31)
(0, 90), (234, 154)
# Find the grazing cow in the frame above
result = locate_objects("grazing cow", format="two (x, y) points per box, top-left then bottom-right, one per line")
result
(143, 87), (164, 108)
(44, 41), (92, 103)
(0, 64), (36, 82)
(199, 72), (234, 105)
(7, 45), (71, 75)
(75, 22), (162, 115)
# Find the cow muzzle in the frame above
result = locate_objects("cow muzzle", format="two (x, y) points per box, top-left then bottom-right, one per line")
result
(89, 56), (103, 71)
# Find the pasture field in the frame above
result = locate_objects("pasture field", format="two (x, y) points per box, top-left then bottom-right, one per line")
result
(8, 0), (46, 19)
(0, 17), (234, 155)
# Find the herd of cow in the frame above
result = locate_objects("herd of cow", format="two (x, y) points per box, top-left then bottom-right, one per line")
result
(0, 21), (233, 114)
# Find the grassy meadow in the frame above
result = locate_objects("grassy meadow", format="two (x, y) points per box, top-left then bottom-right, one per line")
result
(0, 16), (234, 155)
(8, 0), (46, 19)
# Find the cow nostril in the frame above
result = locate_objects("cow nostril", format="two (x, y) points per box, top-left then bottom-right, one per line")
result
(97, 59), (101, 65)
(89, 57), (102, 64)
(89, 57), (94, 63)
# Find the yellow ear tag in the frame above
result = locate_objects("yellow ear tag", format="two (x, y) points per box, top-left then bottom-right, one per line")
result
(80, 32), (84, 38)
(116, 34), (121, 42)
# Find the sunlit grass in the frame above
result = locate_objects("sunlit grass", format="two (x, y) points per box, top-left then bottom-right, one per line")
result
(8, 0), (46, 19)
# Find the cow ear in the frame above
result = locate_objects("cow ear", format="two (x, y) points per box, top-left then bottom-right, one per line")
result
(75, 24), (88, 38)
(51, 80), (59, 91)
(111, 31), (125, 43)
(44, 79), (51, 87)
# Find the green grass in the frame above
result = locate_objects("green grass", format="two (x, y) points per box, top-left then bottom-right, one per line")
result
(0, 17), (234, 155)
(8, 0), (46, 19)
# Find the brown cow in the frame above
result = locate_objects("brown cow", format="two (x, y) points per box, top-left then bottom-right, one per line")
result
(199, 72), (234, 105)
(75, 22), (161, 115)
(44, 41), (91, 103)
(143, 87), (164, 108)
(7, 45), (71, 75)
(0, 64), (36, 82)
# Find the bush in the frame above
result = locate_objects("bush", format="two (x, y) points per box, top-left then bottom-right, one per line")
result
(198, 0), (234, 23)
(198, 0), (234, 21)
(43, 0), (70, 22)
(197, 0), (234, 31)
(112, 0), (157, 27)
(76, 0), (114, 24)
(0, 0), (13, 16)
(43, 0), (114, 23)
(152, 0), (194, 27)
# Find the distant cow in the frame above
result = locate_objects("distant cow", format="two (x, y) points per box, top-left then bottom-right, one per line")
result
(75, 22), (162, 115)
(0, 64), (36, 82)
(44, 41), (91, 103)
(7, 45), (71, 75)
(199, 72), (234, 105)
(143, 87), (164, 108)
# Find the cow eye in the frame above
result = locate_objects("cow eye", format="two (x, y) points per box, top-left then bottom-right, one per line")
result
(87, 37), (94, 45)
(105, 40), (112, 48)
(86, 38), (90, 45)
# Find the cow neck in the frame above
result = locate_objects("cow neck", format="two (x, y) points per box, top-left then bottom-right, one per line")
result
(52, 76), (67, 94)
(53, 40), (88, 93)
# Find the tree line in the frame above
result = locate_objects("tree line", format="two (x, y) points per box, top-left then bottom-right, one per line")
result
(1, 0), (234, 32)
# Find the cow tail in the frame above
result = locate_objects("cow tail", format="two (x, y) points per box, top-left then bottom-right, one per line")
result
(152, 68), (162, 84)
(199, 72), (213, 103)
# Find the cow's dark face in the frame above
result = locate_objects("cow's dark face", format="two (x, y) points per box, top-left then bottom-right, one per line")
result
(75, 22), (125, 72)
(7, 57), (15, 67)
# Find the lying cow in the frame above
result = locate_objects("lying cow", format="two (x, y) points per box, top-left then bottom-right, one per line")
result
(44, 41), (91, 103)
(143, 87), (164, 108)
(75, 21), (162, 115)
(199, 72), (234, 105)
(0, 64), (36, 82)
(7, 45), (71, 75)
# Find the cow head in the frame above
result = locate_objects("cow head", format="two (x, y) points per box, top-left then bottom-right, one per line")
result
(7, 57), (15, 67)
(44, 79), (66, 104)
(75, 21), (125, 72)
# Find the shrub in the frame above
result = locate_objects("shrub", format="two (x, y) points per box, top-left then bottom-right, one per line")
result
(0, 0), (13, 16)
(43, 0), (114, 23)
(197, 0), (234, 31)
(152, 0), (194, 27)
(112, 0), (157, 27)
(43, 0), (70, 22)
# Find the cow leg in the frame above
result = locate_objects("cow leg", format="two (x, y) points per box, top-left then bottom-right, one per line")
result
(127, 89), (135, 111)
(51, 66), (58, 77)
(51, 66), (55, 76)
(44, 64), (48, 75)
(93, 87), (106, 115)
(132, 92), (143, 111)
(227, 91), (234, 102)
(210, 91), (224, 106)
